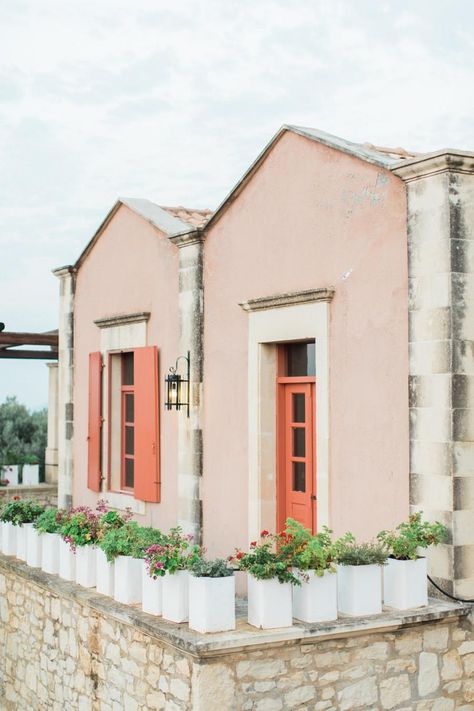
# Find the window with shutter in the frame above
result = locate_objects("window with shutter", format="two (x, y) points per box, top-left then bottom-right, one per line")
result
(134, 346), (160, 502)
(106, 346), (160, 502)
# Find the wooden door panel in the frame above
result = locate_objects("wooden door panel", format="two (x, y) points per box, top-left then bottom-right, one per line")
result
(277, 381), (316, 532)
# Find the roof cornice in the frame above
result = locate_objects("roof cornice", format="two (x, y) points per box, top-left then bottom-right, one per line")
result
(391, 150), (474, 182)
(52, 265), (76, 278)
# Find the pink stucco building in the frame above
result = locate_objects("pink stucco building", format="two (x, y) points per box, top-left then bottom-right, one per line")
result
(52, 125), (474, 597)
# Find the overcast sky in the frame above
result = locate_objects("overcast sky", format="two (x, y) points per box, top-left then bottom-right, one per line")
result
(1, 0), (473, 409)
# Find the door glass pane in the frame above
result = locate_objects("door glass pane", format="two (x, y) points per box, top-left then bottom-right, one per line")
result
(122, 352), (134, 385)
(293, 462), (306, 492)
(125, 393), (134, 423)
(286, 342), (316, 376)
(293, 427), (306, 457)
(125, 458), (134, 488)
(125, 426), (134, 455)
(293, 393), (305, 423)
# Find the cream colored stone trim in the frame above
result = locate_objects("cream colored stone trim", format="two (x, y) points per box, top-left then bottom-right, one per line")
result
(247, 301), (330, 541)
(94, 312), (150, 328)
(100, 321), (147, 505)
(240, 287), (334, 312)
(392, 151), (474, 182)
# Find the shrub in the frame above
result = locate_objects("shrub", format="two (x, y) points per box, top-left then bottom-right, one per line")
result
(230, 531), (299, 585)
(34, 508), (67, 534)
(377, 512), (448, 561)
(145, 527), (201, 578)
(337, 541), (388, 567)
(189, 557), (234, 578)
(99, 521), (165, 563)
(0, 498), (44, 525)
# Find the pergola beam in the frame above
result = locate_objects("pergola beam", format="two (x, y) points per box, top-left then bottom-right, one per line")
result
(0, 349), (58, 360)
(0, 332), (58, 347)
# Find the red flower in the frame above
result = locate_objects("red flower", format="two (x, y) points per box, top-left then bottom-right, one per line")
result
(260, 529), (269, 537)
(236, 551), (244, 560)
(250, 541), (257, 548)
(13, 496), (20, 501)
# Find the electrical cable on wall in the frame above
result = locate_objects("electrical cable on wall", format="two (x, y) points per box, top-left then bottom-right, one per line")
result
(428, 575), (474, 604)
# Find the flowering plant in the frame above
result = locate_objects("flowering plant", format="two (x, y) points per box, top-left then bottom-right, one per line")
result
(229, 530), (299, 585)
(98, 521), (165, 563)
(377, 512), (447, 561)
(280, 519), (339, 577)
(60, 506), (102, 551)
(96, 503), (133, 542)
(0, 498), (44, 525)
(34, 508), (67, 534)
(145, 527), (201, 578)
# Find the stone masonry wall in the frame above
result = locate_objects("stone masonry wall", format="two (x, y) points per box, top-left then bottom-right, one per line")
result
(0, 484), (57, 508)
(0, 556), (473, 710)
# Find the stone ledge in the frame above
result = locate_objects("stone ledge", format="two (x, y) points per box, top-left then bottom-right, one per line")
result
(0, 484), (57, 493)
(0, 554), (470, 662)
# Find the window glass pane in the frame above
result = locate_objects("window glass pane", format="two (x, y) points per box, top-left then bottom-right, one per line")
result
(292, 462), (306, 492)
(125, 394), (134, 423)
(293, 393), (305, 423)
(293, 427), (305, 457)
(122, 352), (134, 385)
(286, 342), (316, 376)
(125, 458), (134, 488)
(125, 426), (134, 455)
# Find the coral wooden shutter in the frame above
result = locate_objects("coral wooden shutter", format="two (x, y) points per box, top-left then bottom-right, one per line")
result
(134, 346), (160, 502)
(87, 351), (102, 492)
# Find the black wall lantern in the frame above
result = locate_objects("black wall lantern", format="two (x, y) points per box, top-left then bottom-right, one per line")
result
(165, 351), (190, 416)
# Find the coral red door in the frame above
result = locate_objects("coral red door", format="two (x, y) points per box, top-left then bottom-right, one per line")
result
(277, 380), (316, 533)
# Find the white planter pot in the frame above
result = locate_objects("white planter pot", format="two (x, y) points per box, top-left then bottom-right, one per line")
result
(96, 548), (115, 597)
(293, 569), (338, 623)
(59, 538), (76, 581)
(189, 574), (236, 633)
(142, 561), (163, 616)
(114, 556), (143, 604)
(1, 465), (19, 485)
(41, 532), (60, 574)
(75, 546), (97, 587)
(16, 524), (28, 560)
(247, 575), (293, 629)
(26, 525), (42, 567)
(1, 522), (17, 556)
(337, 564), (382, 616)
(22, 464), (39, 485)
(162, 570), (190, 623)
(383, 556), (428, 610)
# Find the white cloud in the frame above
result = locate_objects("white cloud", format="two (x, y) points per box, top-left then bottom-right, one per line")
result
(0, 0), (473, 406)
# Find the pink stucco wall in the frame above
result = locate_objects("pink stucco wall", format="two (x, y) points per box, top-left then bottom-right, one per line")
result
(73, 205), (179, 530)
(203, 131), (409, 555)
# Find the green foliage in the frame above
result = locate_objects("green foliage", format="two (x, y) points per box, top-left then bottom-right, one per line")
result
(337, 541), (388, 566)
(99, 521), (165, 563)
(377, 512), (448, 561)
(0, 396), (47, 466)
(231, 531), (299, 585)
(145, 527), (201, 578)
(96, 508), (132, 542)
(34, 508), (66, 534)
(0, 498), (44, 526)
(189, 557), (234, 578)
(60, 507), (101, 550)
(281, 519), (339, 576)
